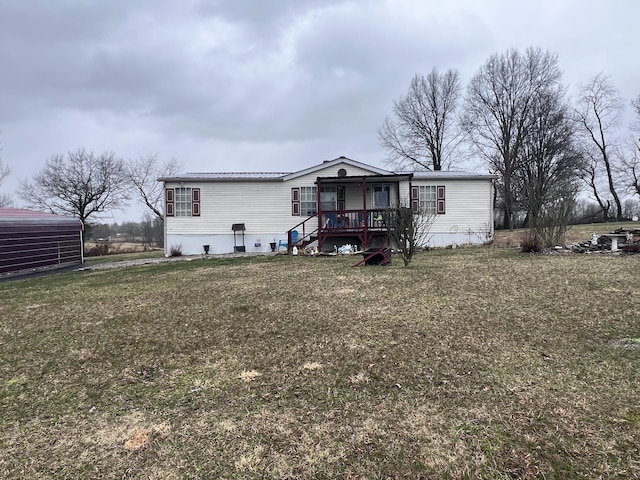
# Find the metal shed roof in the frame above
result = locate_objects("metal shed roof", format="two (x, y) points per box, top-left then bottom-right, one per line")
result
(0, 209), (84, 230)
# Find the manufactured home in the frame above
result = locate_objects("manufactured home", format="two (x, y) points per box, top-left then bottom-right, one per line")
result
(159, 157), (496, 255)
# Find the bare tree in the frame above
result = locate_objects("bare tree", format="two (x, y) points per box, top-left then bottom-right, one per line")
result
(385, 206), (436, 266)
(0, 158), (10, 207)
(0, 133), (11, 207)
(626, 146), (640, 199)
(622, 197), (639, 219)
(623, 95), (640, 199)
(462, 47), (562, 230)
(379, 68), (462, 171)
(515, 87), (582, 227)
(573, 74), (624, 221)
(18, 149), (130, 228)
(127, 154), (182, 221)
(579, 152), (611, 221)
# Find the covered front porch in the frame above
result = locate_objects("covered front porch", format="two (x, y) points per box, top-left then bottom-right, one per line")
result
(288, 173), (413, 252)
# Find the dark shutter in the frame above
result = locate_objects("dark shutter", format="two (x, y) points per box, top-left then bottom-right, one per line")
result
(337, 185), (345, 211)
(410, 186), (419, 211)
(166, 188), (175, 217)
(437, 185), (446, 214)
(192, 188), (200, 216)
(291, 188), (300, 216)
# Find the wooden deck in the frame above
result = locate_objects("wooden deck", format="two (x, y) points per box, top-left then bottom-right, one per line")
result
(290, 209), (390, 253)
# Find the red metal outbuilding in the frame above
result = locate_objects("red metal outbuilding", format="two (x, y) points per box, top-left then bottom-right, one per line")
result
(0, 208), (84, 276)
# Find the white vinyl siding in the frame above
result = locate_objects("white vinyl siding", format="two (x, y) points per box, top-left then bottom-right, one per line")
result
(411, 179), (493, 239)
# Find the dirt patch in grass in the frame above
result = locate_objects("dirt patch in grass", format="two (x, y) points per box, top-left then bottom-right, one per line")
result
(0, 250), (639, 478)
(613, 338), (640, 350)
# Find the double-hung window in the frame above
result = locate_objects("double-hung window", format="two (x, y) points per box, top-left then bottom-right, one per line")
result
(300, 186), (317, 216)
(175, 187), (193, 216)
(419, 186), (437, 213)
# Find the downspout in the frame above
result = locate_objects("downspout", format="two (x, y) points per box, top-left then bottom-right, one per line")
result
(490, 179), (495, 240)
(163, 182), (168, 256)
(80, 223), (85, 264)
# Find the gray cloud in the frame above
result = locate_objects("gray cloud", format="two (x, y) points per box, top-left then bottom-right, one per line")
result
(1, 0), (639, 220)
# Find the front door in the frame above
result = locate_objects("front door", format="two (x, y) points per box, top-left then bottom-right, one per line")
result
(372, 184), (391, 208)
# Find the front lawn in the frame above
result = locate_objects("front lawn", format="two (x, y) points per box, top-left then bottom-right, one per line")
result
(1, 249), (638, 478)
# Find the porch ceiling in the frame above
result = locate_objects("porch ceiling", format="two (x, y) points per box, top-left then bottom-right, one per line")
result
(315, 173), (413, 184)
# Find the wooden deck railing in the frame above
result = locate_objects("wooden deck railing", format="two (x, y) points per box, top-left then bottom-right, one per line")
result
(284, 209), (390, 253)
(319, 209), (388, 230)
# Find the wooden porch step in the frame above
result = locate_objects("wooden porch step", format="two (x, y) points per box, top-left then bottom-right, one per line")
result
(299, 235), (317, 248)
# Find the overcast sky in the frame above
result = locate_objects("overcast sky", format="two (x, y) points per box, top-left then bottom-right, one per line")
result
(1, 0), (638, 222)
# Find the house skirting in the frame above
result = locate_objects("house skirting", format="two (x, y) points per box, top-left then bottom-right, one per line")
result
(165, 233), (288, 256)
(166, 228), (492, 256)
(426, 230), (493, 248)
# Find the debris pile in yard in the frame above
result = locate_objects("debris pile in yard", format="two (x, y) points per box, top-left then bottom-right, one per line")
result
(572, 227), (640, 253)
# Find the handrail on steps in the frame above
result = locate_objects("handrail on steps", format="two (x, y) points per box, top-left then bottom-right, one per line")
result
(285, 213), (318, 252)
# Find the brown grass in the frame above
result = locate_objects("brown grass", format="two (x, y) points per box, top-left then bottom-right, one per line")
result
(493, 221), (639, 247)
(0, 247), (639, 478)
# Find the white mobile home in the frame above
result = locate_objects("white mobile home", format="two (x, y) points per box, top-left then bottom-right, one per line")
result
(158, 157), (496, 255)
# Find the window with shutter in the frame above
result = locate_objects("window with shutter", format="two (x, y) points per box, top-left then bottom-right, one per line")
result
(291, 188), (300, 216)
(165, 188), (175, 217)
(437, 186), (446, 214)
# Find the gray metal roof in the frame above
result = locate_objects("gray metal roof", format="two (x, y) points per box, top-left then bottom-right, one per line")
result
(158, 160), (497, 183)
(0, 208), (84, 228)
(158, 172), (290, 182)
(402, 170), (498, 180)
(282, 156), (391, 181)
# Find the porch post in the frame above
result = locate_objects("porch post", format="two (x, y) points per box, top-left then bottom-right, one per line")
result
(316, 177), (323, 250)
(362, 178), (368, 248)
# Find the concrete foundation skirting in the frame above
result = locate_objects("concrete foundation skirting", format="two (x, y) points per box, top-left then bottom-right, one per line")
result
(166, 230), (492, 256)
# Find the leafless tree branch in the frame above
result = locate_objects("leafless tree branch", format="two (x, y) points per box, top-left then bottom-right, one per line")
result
(461, 47), (562, 230)
(0, 132), (11, 207)
(385, 206), (437, 266)
(18, 148), (130, 226)
(127, 154), (183, 221)
(379, 68), (462, 171)
(514, 87), (582, 226)
(573, 73), (624, 220)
